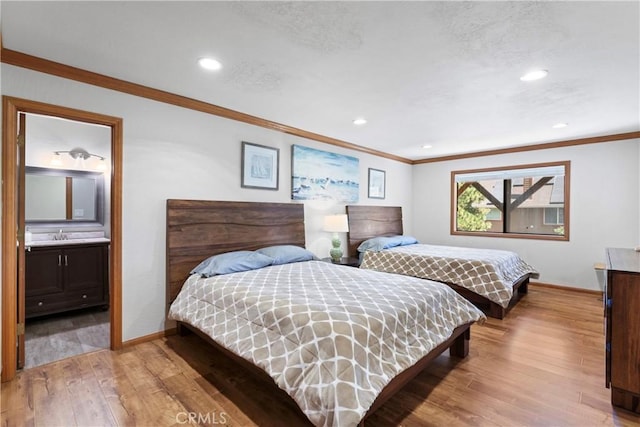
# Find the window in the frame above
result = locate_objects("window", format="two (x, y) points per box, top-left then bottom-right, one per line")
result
(544, 207), (564, 225)
(452, 161), (570, 240)
(486, 208), (502, 221)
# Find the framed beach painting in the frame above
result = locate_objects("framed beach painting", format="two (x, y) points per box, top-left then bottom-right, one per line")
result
(291, 145), (359, 203)
(241, 141), (279, 190)
(368, 168), (385, 199)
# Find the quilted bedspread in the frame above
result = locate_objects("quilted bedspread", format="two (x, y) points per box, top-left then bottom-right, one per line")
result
(168, 260), (485, 427)
(360, 244), (539, 308)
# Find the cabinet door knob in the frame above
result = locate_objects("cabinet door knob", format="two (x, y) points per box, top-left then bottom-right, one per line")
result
(38, 302), (43, 306)
(82, 294), (87, 299)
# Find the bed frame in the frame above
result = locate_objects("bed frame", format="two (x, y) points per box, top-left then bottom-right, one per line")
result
(346, 205), (531, 319)
(166, 199), (474, 425)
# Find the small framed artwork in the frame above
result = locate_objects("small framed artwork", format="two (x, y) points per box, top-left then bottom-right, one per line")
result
(241, 141), (279, 190)
(368, 168), (386, 199)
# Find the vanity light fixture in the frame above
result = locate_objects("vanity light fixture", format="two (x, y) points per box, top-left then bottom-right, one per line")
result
(520, 69), (548, 82)
(552, 122), (568, 129)
(51, 147), (107, 170)
(55, 147), (105, 161)
(198, 57), (222, 71)
(50, 152), (64, 166)
(96, 159), (108, 171)
(422, 144), (433, 149)
(353, 118), (367, 126)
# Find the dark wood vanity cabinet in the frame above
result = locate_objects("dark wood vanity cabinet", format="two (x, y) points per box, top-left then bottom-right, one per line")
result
(25, 242), (109, 318)
(605, 248), (640, 414)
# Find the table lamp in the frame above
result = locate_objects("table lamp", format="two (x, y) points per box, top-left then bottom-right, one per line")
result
(323, 214), (349, 262)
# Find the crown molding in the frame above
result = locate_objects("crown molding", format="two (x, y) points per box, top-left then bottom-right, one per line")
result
(413, 131), (640, 164)
(2, 47), (638, 166)
(0, 47), (412, 165)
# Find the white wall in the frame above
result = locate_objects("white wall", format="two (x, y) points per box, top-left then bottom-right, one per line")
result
(413, 139), (640, 291)
(1, 64), (413, 341)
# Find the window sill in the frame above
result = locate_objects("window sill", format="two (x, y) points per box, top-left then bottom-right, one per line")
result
(451, 230), (569, 241)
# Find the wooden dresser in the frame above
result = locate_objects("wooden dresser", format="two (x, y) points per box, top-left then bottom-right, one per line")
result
(25, 241), (109, 318)
(605, 248), (640, 414)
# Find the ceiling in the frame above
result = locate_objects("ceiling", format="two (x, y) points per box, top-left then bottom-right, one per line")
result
(2, 1), (639, 161)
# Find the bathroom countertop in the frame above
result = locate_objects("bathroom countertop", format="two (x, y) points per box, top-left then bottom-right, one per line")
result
(26, 237), (111, 247)
(26, 230), (110, 247)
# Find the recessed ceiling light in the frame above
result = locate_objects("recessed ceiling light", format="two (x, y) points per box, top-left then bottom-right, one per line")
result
(422, 144), (433, 149)
(520, 69), (548, 81)
(552, 122), (568, 128)
(353, 118), (367, 125)
(198, 57), (222, 71)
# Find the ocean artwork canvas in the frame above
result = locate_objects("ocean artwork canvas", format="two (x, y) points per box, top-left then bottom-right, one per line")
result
(291, 145), (359, 202)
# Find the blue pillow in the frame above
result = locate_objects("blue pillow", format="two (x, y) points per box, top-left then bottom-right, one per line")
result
(357, 235), (419, 252)
(256, 245), (316, 265)
(396, 235), (419, 246)
(190, 250), (274, 277)
(357, 237), (393, 252)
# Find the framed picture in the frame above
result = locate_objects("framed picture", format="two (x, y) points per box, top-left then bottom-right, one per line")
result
(241, 141), (279, 190)
(368, 168), (386, 199)
(291, 144), (359, 202)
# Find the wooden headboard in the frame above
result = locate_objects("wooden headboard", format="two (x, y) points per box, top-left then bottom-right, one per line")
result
(166, 200), (306, 305)
(346, 205), (403, 257)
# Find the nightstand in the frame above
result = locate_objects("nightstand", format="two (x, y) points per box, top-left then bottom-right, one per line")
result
(321, 257), (360, 267)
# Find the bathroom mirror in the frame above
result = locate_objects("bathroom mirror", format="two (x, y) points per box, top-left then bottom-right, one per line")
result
(25, 166), (104, 226)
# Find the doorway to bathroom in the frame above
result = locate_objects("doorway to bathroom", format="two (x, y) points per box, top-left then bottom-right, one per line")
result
(23, 113), (111, 368)
(1, 96), (123, 381)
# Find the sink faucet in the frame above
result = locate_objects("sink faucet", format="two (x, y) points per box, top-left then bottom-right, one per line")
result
(53, 229), (68, 240)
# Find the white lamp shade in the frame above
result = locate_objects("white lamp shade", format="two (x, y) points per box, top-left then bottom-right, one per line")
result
(323, 214), (349, 233)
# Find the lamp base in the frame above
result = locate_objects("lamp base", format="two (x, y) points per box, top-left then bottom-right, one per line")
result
(329, 248), (343, 263)
(330, 235), (343, 262)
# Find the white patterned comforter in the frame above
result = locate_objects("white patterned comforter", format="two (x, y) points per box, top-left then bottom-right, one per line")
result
(168, 260), (485, 427)
(360, 244), (539, 308)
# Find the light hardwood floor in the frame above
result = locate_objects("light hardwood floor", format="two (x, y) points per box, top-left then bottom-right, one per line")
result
(2, 284), (639, 426)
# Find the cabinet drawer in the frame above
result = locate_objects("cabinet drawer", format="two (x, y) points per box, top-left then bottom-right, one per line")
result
(26, 287), (106, 318)
(66, 287), (107, 307)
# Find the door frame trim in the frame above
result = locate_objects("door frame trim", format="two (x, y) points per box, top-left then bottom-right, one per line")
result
(1, 96), (123, 382)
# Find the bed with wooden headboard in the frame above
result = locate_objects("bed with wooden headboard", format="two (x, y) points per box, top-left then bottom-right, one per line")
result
(166, 199), (306, 305)
(346, 205), (538, 319)
(166, 199), (484, 426)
